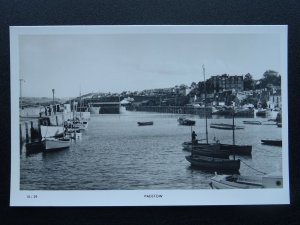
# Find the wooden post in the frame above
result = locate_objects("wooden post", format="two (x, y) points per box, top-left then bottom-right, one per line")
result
(25, 122), (29, 143)
(20, 124), (23, 146)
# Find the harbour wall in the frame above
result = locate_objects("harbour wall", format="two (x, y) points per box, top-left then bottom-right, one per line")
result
(130, 106), (212, 117)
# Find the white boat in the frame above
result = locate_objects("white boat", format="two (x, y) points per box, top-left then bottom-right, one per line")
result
(210, 173), (283, 189)
(65, 118), (88, 130)
(72, 119), (88, 130)
(40, 125), (64, 138)
(210, 123), (244, 130)
(42, 138), (70, 151)
(65, 130), (82, 140)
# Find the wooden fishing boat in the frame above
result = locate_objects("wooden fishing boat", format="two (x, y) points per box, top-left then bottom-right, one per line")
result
(183, 145), (230, 159)
(219, 144), (252, 155)
(182, 141), (252, 156)
(210, 173), (283, 189)
(185, 155), (240, 173)
(184, 65), (241, 172)
(177, 117), (196, 126)
(261, 139), (282, 146)
(137, 121), (154, 126)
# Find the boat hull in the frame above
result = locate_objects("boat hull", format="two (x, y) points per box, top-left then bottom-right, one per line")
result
(185, 155), (240, 172)
(43, 138), (70, 151)
(191, 148), (230, 159)
(211, 175), (263, 189)
(177, 117), (196, 126)
(243, 121), (262, 125)
(182, 142), (252, 155)
(211, 173), (283, 189)
(137, 122), (154, 126)
(40, 125), (64, 138)
(261, 140), (282, 146)
(210, 123), (244, 130)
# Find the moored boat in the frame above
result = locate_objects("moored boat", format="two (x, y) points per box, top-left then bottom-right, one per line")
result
(210, 173), (283, 189)
(137, 121), (154, 126)
(185, 155), (240, 173)
(210, 123), (244, 130)
(177, 117), (196, 126)
(183, 145), (230, 159)
(65, 129), (82, 140)
(40, 125), (64, 138)
(66, 118), (88, 130)
(261, 139), (282, 146)
(243, 120), (262, 125)
(182, 141), (252, 156)
(42, 137), (71, 151)
(184, 65), (241, 173)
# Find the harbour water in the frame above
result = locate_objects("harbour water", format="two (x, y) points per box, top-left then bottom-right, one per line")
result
(20, 111), (282, 190)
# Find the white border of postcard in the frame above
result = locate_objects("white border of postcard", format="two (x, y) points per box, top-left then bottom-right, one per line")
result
(10, 25), (289, 206)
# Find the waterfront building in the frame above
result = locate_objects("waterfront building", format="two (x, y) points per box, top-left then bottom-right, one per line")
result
(209, 74), (244, 93)
(267, 93), (282, 109)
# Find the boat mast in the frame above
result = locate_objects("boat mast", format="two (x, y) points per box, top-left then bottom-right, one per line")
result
(232, 107), (236, 160)
(203, 65), (208, 144)
(232, 107), (235, 146)
(79, 87), (82, 118)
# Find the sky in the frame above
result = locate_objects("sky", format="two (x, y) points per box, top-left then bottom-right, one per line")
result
(19, 32), (282, 98)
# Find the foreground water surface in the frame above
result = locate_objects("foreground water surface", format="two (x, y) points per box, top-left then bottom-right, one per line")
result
(20, 111), (283, 190)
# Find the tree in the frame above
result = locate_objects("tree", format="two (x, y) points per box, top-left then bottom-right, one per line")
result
(260, 70), (281, 88)
(190, 82), (197, 90)
(244, 73), (254, 90)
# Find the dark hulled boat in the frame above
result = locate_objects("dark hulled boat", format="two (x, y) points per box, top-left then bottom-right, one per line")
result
(185, 155), (240, 173)
(182, 141), (252, 156)
(261, 139), (282, 146)
(137, 121), (154, 126)
(243, 120), (262, 125)
(177, 117), (196, 126)
(184, 65), (241, 172)
(183, 144), (230, 159)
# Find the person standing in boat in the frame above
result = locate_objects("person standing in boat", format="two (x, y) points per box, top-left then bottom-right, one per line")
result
(192, 131), (197, 144)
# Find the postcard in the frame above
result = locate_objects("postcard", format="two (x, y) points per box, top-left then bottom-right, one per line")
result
(10, 25), (289, 206)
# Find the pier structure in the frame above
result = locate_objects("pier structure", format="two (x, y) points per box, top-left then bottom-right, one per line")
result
(19, 111), (90, 145)
(131, 106), (212, 117)
(88, 102), (120, 114)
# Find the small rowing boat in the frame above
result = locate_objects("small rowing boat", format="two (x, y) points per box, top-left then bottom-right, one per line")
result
(137, 121), (154, 126)
(210, 123), (244, 130)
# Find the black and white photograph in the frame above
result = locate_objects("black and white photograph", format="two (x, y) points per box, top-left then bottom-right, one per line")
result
(10, 25), (289, 206)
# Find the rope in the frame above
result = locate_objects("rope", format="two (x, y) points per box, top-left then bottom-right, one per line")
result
(240, 160), (267, 175)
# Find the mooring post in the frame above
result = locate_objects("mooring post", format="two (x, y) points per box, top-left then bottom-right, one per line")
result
(25, 122), (29, 143)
